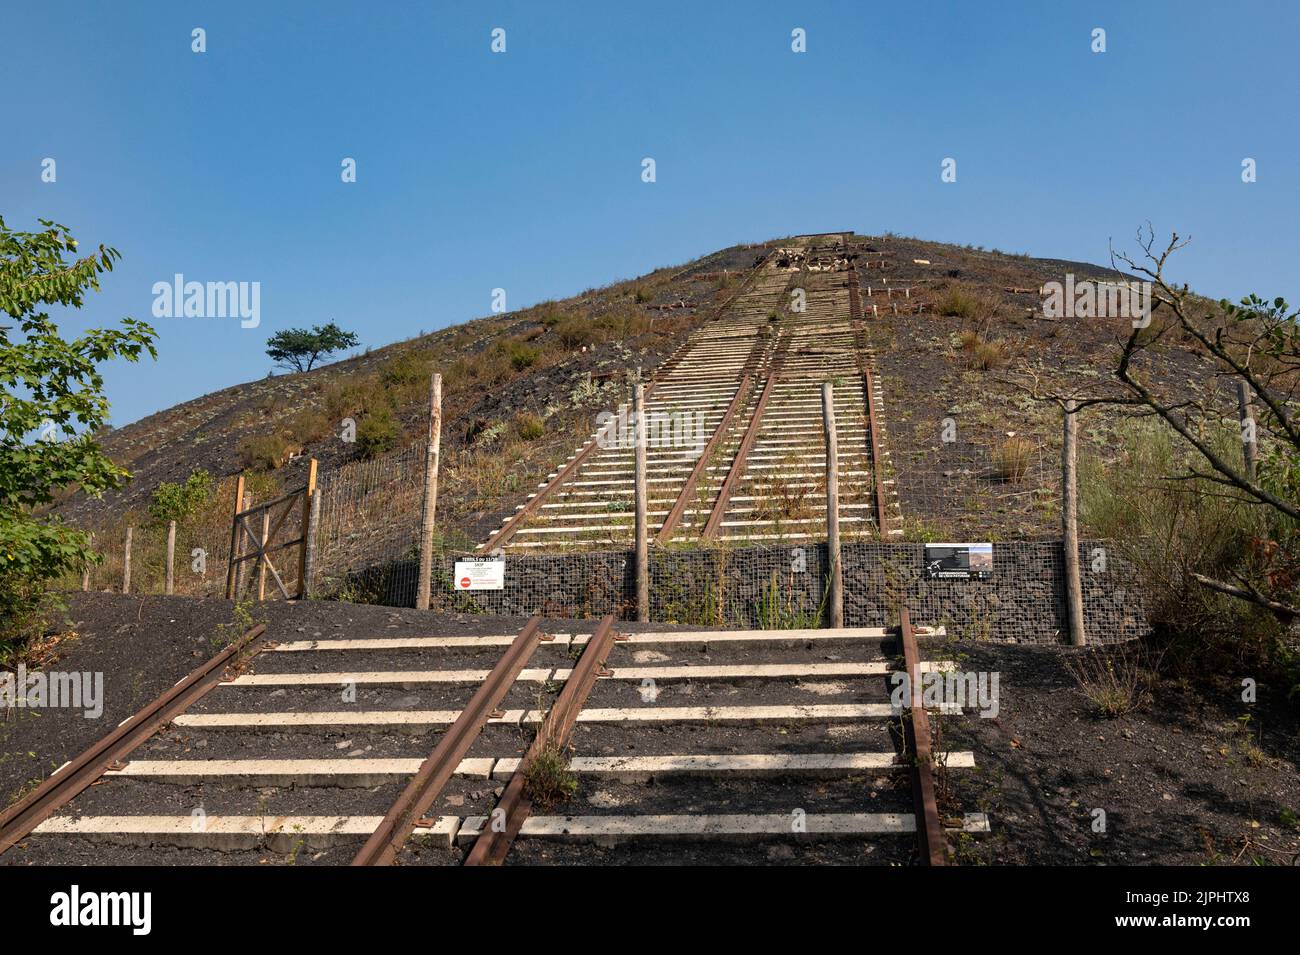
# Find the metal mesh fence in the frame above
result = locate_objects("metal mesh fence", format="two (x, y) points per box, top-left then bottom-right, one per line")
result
(74, 441), (424, 602)
(427, 540), (1141, 643)
(889, 435), (1060, 541)
(67, 402), (1129, 636)
(309, 442), (426, 604)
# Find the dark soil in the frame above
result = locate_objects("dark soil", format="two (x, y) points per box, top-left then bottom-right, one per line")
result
(935, 641), (1300, 866)
(853, 233), (1224, 540)
(4, 594), (1296, 866)
(0, 592), (577, 812)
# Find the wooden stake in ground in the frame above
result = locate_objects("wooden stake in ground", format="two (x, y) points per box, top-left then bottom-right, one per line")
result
(633, 384), (650, 623)
(225, 473), (246, 600)
(82, 533), (92, 592)
(822, 383), (844, 628)
(122, 526), (133, 595)
(302, 483), (322, 599)
(1061, 400), (1086, 646)
(416, 374), (443, 611)
(1237, 379), (1258, 482)
(297, 458), (318, 599)
(257, 510), (271, 601)
(165, 520), (176, 595)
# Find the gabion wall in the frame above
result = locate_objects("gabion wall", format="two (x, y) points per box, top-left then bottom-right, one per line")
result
(433, 540), (1146, 645)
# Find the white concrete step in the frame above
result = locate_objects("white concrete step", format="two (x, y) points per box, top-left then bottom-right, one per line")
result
(33, 814), (462, 850)
(455, 812), (990, 844)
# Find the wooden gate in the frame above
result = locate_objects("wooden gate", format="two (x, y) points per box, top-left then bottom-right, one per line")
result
(225, 460), (318, 600)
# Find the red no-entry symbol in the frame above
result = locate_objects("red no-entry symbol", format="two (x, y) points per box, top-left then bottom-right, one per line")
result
(459, 576), (471, 589)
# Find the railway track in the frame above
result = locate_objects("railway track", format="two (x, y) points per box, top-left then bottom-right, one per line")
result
(0, 611), (986, 866)
(483, 233), (914, 552)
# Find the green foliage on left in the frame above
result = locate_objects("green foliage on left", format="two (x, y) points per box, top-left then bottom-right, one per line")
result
(0, 216), (157, 653)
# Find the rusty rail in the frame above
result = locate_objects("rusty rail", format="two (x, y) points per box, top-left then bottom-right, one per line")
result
(655, 375), (752, 544)
(847, 249), (863, 322)
(0, 623), (269, 856)
(479, 250), (776, 553)
(464, 614), (620, 865)
(700, 335), (790, 539)
(351, 616), (546, 865)
(899, 607), (947, 865)
(863, 366), (890, 533)
(848, 282), (890, 532)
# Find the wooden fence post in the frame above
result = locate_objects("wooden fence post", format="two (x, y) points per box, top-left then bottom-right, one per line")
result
(82, 533), (92, 591)
(1237, 380), (1258, 482)
(633, 384), (650, 622)
(257, 510), (271, 601)
(297, 458), (318, 598)
(822, 383), (844, 629)
(225, 473), (246, 600)
(1062, 400), (1086, 646)
(302, 474), (322, 599)
(165, 520), (176, 595)
(416, 374), (443, 611)
(122, 526), (133, 595)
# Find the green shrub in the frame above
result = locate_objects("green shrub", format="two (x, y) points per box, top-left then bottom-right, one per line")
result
(323, 374), (383, 420)
(147, 469), (214, 524)
(1082, 421), (1298, 693)
(286, 408), (330, 444)
(238, 433), (292, 471)
(502, 339), (541, 371)
(0, 574), (64, 666)
(515, 412), (545, 441)
(993, 437), (1033, 482)
(554, 318), (594, 350)
(0, 219), (157, 662)
(537, 302), (566, 327)
(379, 350), (428, 387)
(938, 288), (980, 318)
(523, 741), (578, 810)
(355, 406), (401, 459)
(963, 337), (1007, 370)
(1064, 646), (1151, 718)
(595, 309), (652, 340)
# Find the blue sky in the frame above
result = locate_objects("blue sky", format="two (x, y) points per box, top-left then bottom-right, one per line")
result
(3, 1), (1297, 427)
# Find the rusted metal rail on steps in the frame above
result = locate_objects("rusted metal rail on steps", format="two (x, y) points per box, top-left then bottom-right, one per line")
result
(351, 615), (548, 866)
(899, 607), (947, 865)
(479, 249), (776, 553)
(864, 366), (890, 532)
(0, 623), (270, 856)
(700, 334), (791, 539)
(842, 232), (861, 312)
(847, 253), (892, 535)
(464, 614), (622, 865)
(655, 375), (752, 543)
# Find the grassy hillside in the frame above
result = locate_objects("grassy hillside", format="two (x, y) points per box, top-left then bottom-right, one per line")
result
(61, 241), (768, 545)
(60, 231), (1234, 569)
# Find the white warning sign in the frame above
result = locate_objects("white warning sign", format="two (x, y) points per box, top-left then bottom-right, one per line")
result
(453, 558), (505, 591)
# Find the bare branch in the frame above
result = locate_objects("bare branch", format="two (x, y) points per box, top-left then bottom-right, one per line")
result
(1191, 572), (1299, 621)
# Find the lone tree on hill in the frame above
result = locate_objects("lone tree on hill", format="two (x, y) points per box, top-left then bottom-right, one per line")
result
(0, 216), (156, 651)
(265, 321), (359, 373)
